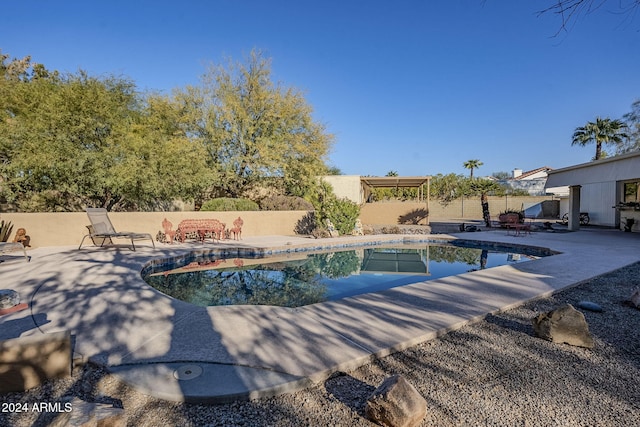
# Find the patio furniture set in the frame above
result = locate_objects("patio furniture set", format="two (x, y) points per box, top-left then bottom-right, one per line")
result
(496, 212), (532, 237)
(78, 208), (244, 251)
(162, 217), (243, 244)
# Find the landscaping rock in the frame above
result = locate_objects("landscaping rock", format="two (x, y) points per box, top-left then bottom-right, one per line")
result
(630, 288), (640, 309)
(576, 300), (603, 312)
(0, 289), (19, 309)
(365, 374), (427, 427)
(532, 304), (594, 348)
(0, 331), (72, 393)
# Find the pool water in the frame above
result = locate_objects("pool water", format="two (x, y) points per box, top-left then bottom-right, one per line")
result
(143, 242), (547, 308)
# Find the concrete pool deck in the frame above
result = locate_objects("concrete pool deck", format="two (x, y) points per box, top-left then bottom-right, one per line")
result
(1, 228), (640, 403)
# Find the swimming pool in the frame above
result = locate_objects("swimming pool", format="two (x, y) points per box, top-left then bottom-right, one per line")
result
(143, 241), (551, 308)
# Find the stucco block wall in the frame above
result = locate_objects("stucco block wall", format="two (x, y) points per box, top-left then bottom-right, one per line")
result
(428, 196), (554, 220)
(359, 196), (558, 225)
(0, 211), (308, 248)
(321, 175), (363, 204)
(360, 202), (429, 225)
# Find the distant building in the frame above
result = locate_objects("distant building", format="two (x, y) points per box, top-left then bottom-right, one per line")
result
(495, 166), (564, 196)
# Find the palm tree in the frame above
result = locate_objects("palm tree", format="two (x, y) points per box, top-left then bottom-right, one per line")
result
(463, 159), (483, 180)
(571, 117), (629, 160)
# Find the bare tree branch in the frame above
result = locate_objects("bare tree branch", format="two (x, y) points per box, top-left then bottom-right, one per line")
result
(538, 0), (640, 35)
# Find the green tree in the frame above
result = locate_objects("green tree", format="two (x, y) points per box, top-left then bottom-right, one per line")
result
(468, 178), (502, 227)
(0, 53), (212, 211)
(463, 159), (483, 179)
(325, 165), (343, 175)
(177, 49), (334, 199)
(571, 117), (629, 161)
(429, 173), (467, 206)
(619, 99), (640, 154)
(491, 171), (511, 180)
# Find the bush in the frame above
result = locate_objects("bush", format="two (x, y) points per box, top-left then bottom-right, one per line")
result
(200, 198), (259, 212)
(260, 195), (314, 211)
(322, 197), (360, 236)
(295, 212), (317, 235)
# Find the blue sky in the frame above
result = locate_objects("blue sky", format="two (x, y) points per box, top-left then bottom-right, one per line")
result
(2, 1), (639, 177)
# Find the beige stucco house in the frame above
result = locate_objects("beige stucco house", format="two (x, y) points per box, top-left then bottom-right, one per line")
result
(545, 151), (640, 232)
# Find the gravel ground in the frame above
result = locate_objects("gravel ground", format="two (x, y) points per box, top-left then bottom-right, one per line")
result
(2, 262), (639, 427)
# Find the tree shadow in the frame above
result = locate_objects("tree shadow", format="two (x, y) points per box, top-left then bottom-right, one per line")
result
(2, 239), (640, 425)
(398, 208), (428, 225)
(323, 372), (375, 416)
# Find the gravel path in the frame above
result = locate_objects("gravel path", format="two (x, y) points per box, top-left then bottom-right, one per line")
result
(2, 262), (639, 427)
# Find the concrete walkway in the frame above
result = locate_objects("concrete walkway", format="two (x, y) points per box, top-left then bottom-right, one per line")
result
(1, 229), (639, 403)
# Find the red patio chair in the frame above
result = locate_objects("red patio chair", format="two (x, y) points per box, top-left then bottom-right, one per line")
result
(230, 217), (243, 240)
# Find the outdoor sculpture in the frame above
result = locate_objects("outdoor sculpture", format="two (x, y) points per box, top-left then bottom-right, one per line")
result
(12, 228), (30, 247)
(326, 219), (339, 237)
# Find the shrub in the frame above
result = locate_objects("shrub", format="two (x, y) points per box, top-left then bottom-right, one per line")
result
(260, 195), (314, 211)
(322, 197), (360, 236)
(200, 198), (259, 212)
(295, 212), (317, 235)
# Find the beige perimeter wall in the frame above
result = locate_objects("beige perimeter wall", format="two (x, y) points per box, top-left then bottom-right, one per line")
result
(360, 202), (429, 225)
(1, 196), (558, 248)
(428, 196), (557, 220)
(1, 211), (308, 248)
(360, 196), (558, 225)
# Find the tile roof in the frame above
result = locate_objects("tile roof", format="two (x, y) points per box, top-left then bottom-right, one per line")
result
(515, 166), (553, 180)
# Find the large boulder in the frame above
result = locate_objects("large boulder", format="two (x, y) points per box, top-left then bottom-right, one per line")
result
(532, 304), (594, 348)
(630, 288), (640, 309)
(0, 331), (72, 393)
(0, 289), (19, 309)
(365, 374), (427, 427)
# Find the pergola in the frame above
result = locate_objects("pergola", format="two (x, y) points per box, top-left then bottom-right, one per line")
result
(360, 176), (431, 207)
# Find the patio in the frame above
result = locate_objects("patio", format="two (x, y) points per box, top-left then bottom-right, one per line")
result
(1, 229), (640, 403)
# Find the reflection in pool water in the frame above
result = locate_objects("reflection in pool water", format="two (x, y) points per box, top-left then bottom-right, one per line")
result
(144, 244), (543, 308)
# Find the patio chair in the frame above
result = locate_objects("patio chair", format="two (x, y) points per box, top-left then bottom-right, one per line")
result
(0, 242), (29, 262)
(78, 208), (155, 251)
(161, 218), (176, 244)
(230, 217), (243, 240)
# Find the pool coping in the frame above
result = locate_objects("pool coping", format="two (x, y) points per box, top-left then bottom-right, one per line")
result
(2, 229), (640, 403)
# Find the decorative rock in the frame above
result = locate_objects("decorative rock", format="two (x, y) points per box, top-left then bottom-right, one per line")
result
(365, 374), (427, 427)
(576, 300), (603, 312)
(0, 289), (20, 309)
(532, 304), (594, 348)
(0, 331), (71, 393)
(630, 288), (640, 309)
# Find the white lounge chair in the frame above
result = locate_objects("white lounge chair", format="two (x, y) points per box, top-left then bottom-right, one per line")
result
(78, 208), (155, 251)
(0, 242), (29, 262)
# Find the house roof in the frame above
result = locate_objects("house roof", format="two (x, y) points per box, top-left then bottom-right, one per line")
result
(546, 151), (640, 188)
(514, 166), (553, 180)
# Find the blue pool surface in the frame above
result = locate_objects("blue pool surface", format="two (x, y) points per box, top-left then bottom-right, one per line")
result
(143, 241), (551, 308)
